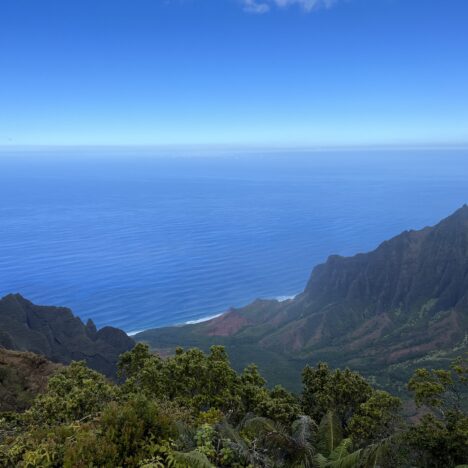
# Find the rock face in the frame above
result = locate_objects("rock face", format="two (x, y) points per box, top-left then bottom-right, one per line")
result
(137, 206), (468, 392)
(0, 294), (134, 378)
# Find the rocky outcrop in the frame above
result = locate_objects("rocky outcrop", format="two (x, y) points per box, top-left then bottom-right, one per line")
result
(0, 294), (134, 378)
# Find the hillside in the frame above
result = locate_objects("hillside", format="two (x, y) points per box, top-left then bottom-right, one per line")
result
(0, 348), (61, 412)
(137, 206), (468, 392)
(0, 294), (134, 377)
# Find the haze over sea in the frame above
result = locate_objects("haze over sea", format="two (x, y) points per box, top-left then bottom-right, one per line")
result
(1, 147), (467, 334)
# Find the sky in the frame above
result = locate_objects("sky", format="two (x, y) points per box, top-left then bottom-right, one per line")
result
(1, 0), (467, 147)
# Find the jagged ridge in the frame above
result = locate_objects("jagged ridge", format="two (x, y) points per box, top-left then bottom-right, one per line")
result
(0, 294), (134, 377)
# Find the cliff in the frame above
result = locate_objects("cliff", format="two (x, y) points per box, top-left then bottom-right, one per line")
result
(0, 294), (134, 378)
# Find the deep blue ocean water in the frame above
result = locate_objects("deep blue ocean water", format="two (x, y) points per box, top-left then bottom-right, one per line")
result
(1, 148), (468, 333)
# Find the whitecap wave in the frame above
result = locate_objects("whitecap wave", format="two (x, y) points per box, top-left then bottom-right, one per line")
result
(275, 294), (297, 302)
(185, 313), (223, 324)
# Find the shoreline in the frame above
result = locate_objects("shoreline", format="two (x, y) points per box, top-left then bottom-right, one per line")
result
(127, 293), (297, 337)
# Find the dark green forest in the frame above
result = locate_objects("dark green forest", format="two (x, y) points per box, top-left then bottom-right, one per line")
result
(0, 345), (467, 467)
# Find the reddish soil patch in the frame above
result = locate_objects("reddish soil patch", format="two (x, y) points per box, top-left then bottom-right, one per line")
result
(204, 311), (249, 336)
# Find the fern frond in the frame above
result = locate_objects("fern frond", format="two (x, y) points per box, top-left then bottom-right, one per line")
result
(170, 450), (215, 468)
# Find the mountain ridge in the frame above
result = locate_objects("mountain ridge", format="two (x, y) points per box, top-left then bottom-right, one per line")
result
(0, 293), (134, 377)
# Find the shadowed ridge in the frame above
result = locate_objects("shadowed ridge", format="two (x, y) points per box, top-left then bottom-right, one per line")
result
(0, 294), (135, 378)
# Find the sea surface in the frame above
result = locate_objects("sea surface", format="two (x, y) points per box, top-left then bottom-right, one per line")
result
(1, 147), (468, 333)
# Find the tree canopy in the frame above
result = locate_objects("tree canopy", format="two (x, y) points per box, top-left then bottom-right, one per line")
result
(0, 346), (467, 467)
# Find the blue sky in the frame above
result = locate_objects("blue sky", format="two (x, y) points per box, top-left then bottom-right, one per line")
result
(1, 0), (467, 146)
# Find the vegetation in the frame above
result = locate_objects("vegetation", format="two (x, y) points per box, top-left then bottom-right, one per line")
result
(0, 345), (466, 467)
(0, 349), (61, 413)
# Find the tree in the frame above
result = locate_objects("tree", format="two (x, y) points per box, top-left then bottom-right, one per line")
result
(239, 364), (268, 415)
(408, 355), (467, 416)
(348, 390), (402, 447)
(254, 385), (300, 426)
(302, 363), (373, 428)
(1, 345), (467, 467)
(25, 361), (116, 426)
(63, 395), (180, 467)
(118, 342), (157, 380)
(405, 354), (468, 467)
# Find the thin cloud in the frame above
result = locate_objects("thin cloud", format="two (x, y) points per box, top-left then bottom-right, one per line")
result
(243, 0), (339, 13)
(243, 0), (271, 14)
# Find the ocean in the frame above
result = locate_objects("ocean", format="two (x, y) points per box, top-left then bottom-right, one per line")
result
(1, 147), (467, 333)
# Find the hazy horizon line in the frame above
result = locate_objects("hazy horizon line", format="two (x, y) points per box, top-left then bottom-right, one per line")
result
(1, 142), (468, 153)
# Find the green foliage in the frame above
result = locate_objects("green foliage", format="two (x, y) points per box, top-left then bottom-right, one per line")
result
(317, 411), (343, 455)
(315, 438), (363, 468)
(302, 363), (373, 428)
(119, 342), (158, 380)
(118, 344), (299, 426)
(254, 385), (300, 426)
(241, 414), (316, 467)
(408, 353), (467, 414)
(0, 361), (44, 412)
(239, 364), (268, 413)
(119, 345), (243, 415)
(348, 390), (402, 447)
(170, 449), (216, 468)
(25, 361), (116, 426)
(0, 347), (467, 467)
(404, 354), (468, 467)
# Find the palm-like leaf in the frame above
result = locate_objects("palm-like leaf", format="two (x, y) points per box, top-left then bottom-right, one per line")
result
(358, 436), (396, 468)
(240, 415), (278, 435)
(241, 415), (291, 453)
(242, 414), (318, 468)
(289, 415), (317, 468)
(314, 436), (366, 468)
(314, 445), (363, 468)
(314, 453), (329, 468)
(328, 438), (352, 462)
(217, 419), (260, 465)
(326, 449), (363, 468)
(317, 411), (343, 455)
(291, 415), (317, 447)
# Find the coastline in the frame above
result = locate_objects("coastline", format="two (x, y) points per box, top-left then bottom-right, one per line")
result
(127, 293), (298, 337)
